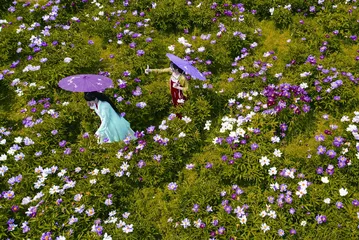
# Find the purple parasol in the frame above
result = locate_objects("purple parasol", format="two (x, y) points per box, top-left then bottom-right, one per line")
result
(58, 74), (114, 92)
(166, 53), (206, 80)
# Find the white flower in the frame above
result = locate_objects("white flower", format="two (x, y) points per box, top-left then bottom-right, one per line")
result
(271, 136), (280, 143)
(298, 180), (308, 189)
(295, 188), (307, 198)
(259, 156), (270, 166)
(14, 137), (23, 143)
(268, 210), (277, 219)
(204, 120), (212, 130)
(178, 132), (186, 138)
(239, 215), (247, 224)
(56, 236), (66, 240)
(64, 57), (72, 63)
(0, 154), (7, 161)
(261, 223), (270, 232)
(268, 167), (277, 176)
(185, 48), (192, 54)
(270, 182), (279, 191)
(90, 179), (97, 184)
(103, 233), (112, 240)
(324, 198), (331, 204)
(300, 82), (308, 89)
(0, 139), (6, 145)
(120, 162), (129, 171)
(101, 168), (110, 174)
(321, 177), (329, 184)
(273, 149), (282, 157)
(116, 220), (126, 229)
(62, 102), (69, 106)
(181, 218), (191, 228)
(341, 116), (350, 122)
(269, 7), (274, 15)
(182, 116), (192, 123)
(98, 11), (104, 16)
(122, 224), (134, 233)
(260, 211), (267, 217)
(300, 220), (307, 226)
(263, 51), (271, 57)
(7, 148), (15, 155)
(339, 188), (348, 196)
(49, 185), (60, 194)
(168, 45), (175, 51)
(198, 46), (205, 52)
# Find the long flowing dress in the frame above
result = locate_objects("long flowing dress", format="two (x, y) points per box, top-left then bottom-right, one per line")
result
(90, 100), (136, 144)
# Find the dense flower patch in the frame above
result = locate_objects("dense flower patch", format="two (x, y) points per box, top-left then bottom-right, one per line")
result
(1, 0), (359, 239)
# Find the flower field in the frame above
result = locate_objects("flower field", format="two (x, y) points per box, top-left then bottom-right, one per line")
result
(1, 0), (359, 239)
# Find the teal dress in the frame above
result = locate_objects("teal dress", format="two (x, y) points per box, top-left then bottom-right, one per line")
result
(92, 100), (136, 143)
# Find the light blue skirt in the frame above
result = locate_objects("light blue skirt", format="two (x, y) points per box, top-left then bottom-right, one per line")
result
(97, 115), (136, 143)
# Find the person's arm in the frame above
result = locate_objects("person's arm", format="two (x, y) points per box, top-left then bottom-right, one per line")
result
(149, 68), (172, 73)
(145, 64), (171, 74)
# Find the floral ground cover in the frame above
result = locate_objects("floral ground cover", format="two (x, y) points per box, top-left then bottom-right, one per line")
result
(1, 0), (359, 239)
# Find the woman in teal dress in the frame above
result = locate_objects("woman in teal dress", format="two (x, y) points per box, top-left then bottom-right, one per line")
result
(84, 92), (136, 144)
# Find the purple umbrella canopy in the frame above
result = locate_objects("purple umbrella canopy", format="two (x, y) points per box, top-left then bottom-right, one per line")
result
(166, 53), (206, 80)
(58, 74), (114, 92)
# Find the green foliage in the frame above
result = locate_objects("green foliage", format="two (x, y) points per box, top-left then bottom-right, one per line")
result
(272, 8), (293, 30)
(1, 0), (359, 239)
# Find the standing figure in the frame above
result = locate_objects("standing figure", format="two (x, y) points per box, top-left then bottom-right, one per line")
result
(145, 62), (189, 110)
(84, 91), (136, 143)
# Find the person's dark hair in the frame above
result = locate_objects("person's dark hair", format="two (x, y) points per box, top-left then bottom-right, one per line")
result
(84, 92), (121, 115)
(170, 62), (184, 74)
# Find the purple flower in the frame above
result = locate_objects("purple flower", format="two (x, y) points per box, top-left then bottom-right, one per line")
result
(352, 199), (359, 207)
(218, 226), (226, 235)
(88, 40), (94, 45)
(315, 134), (325, 142)
(317, 145), (326, 155)
(129, 42), (136, 48)
(192, 204), (199, 212)
(64, 148), (72, 155)
(56, 199), (63, 205)
(11, 205), (19, 212)
(146, 126), (155, 134)
(289, 208), (295, 214)
(336, 201), (343, 209)
(59, 140), (66, 147)
(268, 196), (275, 203)
(233, 152), (242, 159)
(251, 143), (259, 150)
(168, 182), (177, 191)
(326, 149), (336, 159)
(316, 167), (323, 174)
(137, 160), (146, 168)
(136, 50), (145, 56)
(40, 231), (52, 240)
